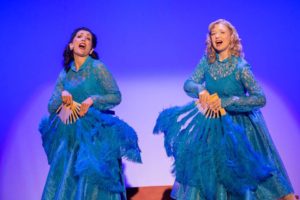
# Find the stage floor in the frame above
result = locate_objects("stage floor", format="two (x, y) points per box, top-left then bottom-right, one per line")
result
(127, 185), (172, 200)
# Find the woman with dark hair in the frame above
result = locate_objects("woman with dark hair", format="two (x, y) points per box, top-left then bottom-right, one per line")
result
(39, 27), (141, 200)
(154, 19), (295, 199)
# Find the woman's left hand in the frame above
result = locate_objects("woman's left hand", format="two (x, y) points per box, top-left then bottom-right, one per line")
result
(208, 96), (222, 113)
(79, 97), (93, 117)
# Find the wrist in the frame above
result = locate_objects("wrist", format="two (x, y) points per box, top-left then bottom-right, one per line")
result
(198, 90), (208, 97)
(87, 97), (94, 106)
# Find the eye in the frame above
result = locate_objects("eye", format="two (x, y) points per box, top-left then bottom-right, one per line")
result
(87, 37), (91, 41)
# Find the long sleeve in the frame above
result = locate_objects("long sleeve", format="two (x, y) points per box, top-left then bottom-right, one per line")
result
(184, 57), (207, 98)
(221, 64), (266, 112)
(90, 64), (121, 111)
(48, 71), (65, 114)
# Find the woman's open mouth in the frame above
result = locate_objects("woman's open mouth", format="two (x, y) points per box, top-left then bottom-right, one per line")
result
(215, 40), (223, 47)
(79, 43), (86, 50)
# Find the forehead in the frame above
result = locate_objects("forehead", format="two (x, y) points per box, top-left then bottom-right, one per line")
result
(75, 30), (92, 36)
(211, 23), (230, 32)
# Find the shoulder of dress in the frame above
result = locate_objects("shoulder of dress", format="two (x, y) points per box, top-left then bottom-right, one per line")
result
(236, 57), (251, 71)
(200, 55), (209, 63)
(58, 69), (67, 78)
(197, 55), (209, 69)
(90, 59), (106, 69)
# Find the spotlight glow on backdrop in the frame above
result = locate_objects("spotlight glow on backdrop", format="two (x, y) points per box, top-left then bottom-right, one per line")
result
(1, 1), (299, 199)
(0, 77), (299, 200)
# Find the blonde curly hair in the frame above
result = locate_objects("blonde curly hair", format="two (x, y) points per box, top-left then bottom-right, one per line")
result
(205, 19), (244, 63)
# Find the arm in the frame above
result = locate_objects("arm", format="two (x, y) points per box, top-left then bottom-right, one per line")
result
(48, 71), (65, 114)
(90, 63), (121, 111)
(184, 57), (207, 98)
(221, 64), (266, 112)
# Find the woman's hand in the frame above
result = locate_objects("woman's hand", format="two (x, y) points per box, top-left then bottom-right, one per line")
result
(207, 96), (222, 113)
(62, 90), (73, 106)
(199, 90), (210, 109)
(79, 97), (93, 117)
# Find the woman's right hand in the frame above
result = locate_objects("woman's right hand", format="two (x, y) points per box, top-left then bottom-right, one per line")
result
(61, 90), (73, 105)
(199, 90), (210, 109)
(208, 96), (222, 113)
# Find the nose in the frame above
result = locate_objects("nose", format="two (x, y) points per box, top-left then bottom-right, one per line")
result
(81, 36), (87, 41)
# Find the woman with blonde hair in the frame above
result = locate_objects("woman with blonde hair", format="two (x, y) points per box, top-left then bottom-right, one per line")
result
(154, 19), (295, 199)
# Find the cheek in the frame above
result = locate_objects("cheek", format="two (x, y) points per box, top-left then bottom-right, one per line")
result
(71, 41), (79, 47)
(225, 36), (231, 43)
(73, 37), (80, 42)
(87, 41), (92, 48)
(211, 36), (216, 43)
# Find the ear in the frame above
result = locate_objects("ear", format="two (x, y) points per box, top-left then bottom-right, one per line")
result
(69, 43), (74, 50)
(89, 48), (94, 55)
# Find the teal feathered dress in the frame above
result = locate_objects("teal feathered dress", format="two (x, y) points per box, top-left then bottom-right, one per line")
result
(39, 56), (141, 200)
(154, 55), (294, 200)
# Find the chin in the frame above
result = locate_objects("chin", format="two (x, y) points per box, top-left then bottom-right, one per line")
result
(75, 52), (89, 57)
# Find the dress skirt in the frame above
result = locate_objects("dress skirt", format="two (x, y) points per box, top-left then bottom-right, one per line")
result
(154, 101), (293, 200)
(39, 107), (141, 200)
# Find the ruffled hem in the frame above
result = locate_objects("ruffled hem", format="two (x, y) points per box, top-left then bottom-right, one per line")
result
(39, 107), (141, 192)
(154, 101), (273, 199)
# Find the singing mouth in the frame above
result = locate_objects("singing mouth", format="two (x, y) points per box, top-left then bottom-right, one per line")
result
(79, 43), (86, 49)
(215, 40), (223, 46)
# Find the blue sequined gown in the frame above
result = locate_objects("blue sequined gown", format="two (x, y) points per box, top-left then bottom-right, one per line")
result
(39, 56), (141, 200)
(154, 55), (294, 200)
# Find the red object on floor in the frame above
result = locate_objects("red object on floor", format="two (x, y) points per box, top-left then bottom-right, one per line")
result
(127, 185), (173, 200)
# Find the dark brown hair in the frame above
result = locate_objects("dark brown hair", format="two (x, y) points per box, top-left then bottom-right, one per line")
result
(63, 27), (99, 71)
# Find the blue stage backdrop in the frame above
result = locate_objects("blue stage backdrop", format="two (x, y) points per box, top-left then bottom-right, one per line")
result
(0, 1), (299, 199)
